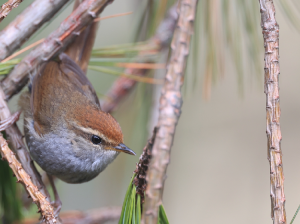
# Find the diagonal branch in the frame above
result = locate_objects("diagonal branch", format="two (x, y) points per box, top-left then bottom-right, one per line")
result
(1, 0), (114, 101)
(0, 0), (71, 61)
(259, 1), (286, 224)
(0, 88), (51, 204)
(142, 1), (198, 223)
(0, 87), (54, 224)
(0, 0), (23, 22)
(101, 4), (179, 113)
(0, 135), (56, 224)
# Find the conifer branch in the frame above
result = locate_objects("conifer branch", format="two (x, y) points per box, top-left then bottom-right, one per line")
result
(0, 135), (56, 224)
(1, 0), (114, 100)
(0, 0), (23, 22)
(142, 1), (198, 223)
(0, 0), (71, 61)
(259, 1), (286, 224)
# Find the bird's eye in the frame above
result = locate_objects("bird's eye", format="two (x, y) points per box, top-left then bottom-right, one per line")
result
(91, 135), (102, 145)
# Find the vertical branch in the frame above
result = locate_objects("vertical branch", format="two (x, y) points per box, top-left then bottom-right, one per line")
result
(259, 1), (286, 224)
(142, 1), (198, 223)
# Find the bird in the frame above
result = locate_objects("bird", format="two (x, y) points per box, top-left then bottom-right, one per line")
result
(18, 3), (135, 213)
(20, 53), (135, 184)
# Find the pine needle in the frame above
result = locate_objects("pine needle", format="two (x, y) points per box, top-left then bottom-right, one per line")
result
(290, 204), (300, 224)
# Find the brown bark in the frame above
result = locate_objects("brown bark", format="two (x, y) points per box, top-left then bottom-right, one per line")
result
(133, 127), (158, 203)
(0, 0), (114, 101)
(259, 1), (286, 224)
(0, 0), (23, 22)
(0, 0), (71, 61)
(0, 135), (56, 224)
(142, 1), (198, 223)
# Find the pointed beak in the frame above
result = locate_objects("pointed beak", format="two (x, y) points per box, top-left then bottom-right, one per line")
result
(114, 143), (136, 155)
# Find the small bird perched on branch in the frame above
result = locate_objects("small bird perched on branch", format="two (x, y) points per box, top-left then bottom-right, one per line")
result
(19, 0), (135, 214)
(20, 52), (135, 184)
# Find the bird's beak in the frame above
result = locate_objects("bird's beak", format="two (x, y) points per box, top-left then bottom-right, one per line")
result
(114, 143), (136, 155)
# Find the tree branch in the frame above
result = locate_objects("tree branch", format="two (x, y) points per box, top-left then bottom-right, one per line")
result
(259, 1), (286, 224)
(1, 0), (114, 100)
(0, 135), (56, 224)
(142, 1), (198, 223)
(22, 206), (121, 224)
(133, 127), (158, 203)
(0, 88), (51, 204)
(0, 0), (71, 61)
(0, 0), (23, 22)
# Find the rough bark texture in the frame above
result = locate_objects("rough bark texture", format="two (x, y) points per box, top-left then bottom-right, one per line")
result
(142, 1), (198, 223)
(133, 127), (158, 203)
(0, 0), (71, 61)
(259, 1), (286, 224)
(0, 0), (114, 101)
(0, 0), (23, 22)
(0, 135), (56, 224)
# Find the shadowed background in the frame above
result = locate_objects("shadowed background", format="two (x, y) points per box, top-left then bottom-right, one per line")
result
(1, 0), (300, 223)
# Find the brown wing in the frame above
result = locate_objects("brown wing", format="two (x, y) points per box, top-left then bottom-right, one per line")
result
(30, 54), (100, 135)
(58, 53), (100, 107)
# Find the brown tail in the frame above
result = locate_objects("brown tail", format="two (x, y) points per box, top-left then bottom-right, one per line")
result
(64, 0), (98, 75)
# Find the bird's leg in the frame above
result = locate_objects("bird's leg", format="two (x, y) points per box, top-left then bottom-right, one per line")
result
(47, 174), (62, 217)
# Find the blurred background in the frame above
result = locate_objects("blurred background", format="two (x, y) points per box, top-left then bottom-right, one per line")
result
(1, 0), (300, 223)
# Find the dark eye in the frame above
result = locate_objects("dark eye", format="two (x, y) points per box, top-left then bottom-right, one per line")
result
(91, 135), (102, 145)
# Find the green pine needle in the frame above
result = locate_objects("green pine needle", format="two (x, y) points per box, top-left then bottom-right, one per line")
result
(119, 174), (169, 224)
(290, 204), (300, 224)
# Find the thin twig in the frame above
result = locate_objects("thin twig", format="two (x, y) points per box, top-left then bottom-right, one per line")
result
(1, 0), (114, 101)
(88, 66), (163, 84)
(1, 39), (45, 63)
(259, 1), (286, 224)
(0, 0), (71, 61)
(0, 0), (23, 22)
(142, 1), (198, 223)
(101, 67), (148, 113)
(21, 206), (121, 224)
(0, 111), (20, 131)
(0, 135), (56, 224)
(94, 11), (132, 22)
(101, 4), (179, 113)
(116, 63), (165, 69)
(0, 12), (131, 63)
